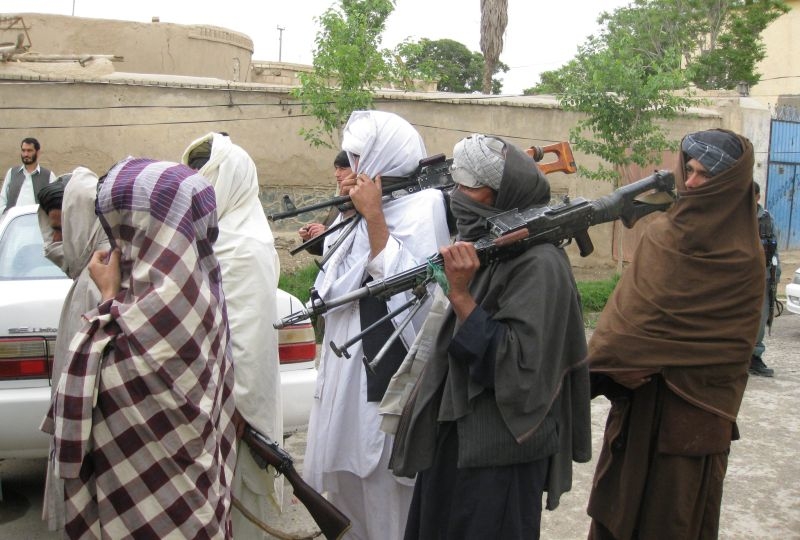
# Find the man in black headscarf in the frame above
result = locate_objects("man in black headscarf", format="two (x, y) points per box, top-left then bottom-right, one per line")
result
(37, 173), (70, 251)
(388, 134), (591, 540)
(587, 128), (764, 539)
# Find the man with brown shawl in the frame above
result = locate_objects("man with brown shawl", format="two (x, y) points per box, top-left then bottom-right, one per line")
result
(387, 134), (591, 539)
(587, 129), (765, 539)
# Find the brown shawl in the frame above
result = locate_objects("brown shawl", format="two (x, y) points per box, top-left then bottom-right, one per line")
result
(588, 130), (764, 421)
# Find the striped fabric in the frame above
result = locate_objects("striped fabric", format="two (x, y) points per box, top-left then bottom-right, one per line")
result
(41, 158), (237, 539)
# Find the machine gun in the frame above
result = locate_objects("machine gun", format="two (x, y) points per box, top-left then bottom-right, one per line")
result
(242, 426), (351, 540)
(275, 170), (676, 368)
(275, 142), (578, 259)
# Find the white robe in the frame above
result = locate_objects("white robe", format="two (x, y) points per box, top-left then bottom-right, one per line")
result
(303, 111), (451, 540)
(183, 133), (283, 539)
(38, 167), (109, 531)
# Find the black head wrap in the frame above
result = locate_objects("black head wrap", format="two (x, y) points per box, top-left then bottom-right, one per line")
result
(681, 129), (743, 176)
(37, 174), (71, 213)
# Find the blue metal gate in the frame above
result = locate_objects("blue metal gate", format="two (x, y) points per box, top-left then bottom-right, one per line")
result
(766, 119), (800, 250)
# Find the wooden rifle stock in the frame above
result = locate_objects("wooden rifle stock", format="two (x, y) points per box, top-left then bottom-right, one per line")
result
(242, 427), (351, 540)
(527, 141), (578, 175)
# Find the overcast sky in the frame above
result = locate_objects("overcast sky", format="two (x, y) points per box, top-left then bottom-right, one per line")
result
(2, 0), (630, 94)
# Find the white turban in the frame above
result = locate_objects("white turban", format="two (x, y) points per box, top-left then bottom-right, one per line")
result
(341, 110), (427, 178)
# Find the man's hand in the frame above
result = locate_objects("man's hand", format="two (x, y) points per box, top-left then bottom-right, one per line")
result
(349, 173), (388, 258)
(88, 248), (122, 302)
(612, 369), (655, 390)
(299, 222), (326, 241)
(440, 242), (480, 321)
(349, 173), (383, 221)
(338, 170), (358, 196)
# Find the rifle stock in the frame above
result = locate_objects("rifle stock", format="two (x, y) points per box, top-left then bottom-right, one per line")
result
(274, 170), (675, 330)
(242, 426), (351, 540)
(527, 141), (577, 175)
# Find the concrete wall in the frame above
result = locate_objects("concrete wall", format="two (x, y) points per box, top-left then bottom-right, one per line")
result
(1, 71), (763, 270)
(752, 0), (799, 108)
(2, 13), (253, 81)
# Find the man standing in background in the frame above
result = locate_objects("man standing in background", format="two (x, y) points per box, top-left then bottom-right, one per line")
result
(298, 150), (354, 254)
(1, 137), (57, 217)
(750, 181), (779, 377)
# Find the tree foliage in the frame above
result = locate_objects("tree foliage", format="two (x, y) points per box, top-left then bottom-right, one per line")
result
(292, 0), (397, 148)
(524, 0), (789, 181)
(480, 0), (508, 94)
(394, 38), (508, 93)
(599, 0), (789, 91)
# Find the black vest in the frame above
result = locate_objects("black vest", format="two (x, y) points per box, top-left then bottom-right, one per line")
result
(5, 166), (53, 209)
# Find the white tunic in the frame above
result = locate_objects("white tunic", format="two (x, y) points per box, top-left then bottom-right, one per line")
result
(183, 133), (283, 538)
(303, 111), (451, 540)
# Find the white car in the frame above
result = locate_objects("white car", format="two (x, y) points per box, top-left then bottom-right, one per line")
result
(786, 267), (800, 315)
(0, 205), (316, 459)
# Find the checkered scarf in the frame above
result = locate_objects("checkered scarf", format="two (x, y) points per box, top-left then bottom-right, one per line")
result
(681, 130), (742, 176)
(42, 159), (236, 485)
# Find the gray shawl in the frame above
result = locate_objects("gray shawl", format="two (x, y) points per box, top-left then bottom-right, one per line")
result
(389, 143), (592, 509)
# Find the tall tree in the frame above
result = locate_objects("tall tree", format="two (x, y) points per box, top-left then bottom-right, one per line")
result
(524, 0), (789, 181)
(292, 0), (397, 148)
(479, 0), (508, 94)
(394, 38), (508, 93)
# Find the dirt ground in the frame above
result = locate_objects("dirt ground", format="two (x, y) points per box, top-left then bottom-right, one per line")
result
(262, 311), (800, 540)
(267, 233), (800, 540)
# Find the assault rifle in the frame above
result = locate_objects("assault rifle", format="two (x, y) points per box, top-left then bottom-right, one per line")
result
(275, 142), (578, 258)
(764, 238), (780, 333)
(274, 170), (676, 367)
(242, 426), (351, 540)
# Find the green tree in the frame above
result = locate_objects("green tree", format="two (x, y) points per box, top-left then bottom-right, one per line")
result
(394, 38), (508, 93)
(524, 0), (788, 181)
(599, 0), (789, 91)
(292, 0), (397, 148)
(562, 32), (694, 182)
(480, 0), (508, 94)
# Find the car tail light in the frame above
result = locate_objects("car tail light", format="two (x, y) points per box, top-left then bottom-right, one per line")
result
(278, 323), (317, 364)
(0, 336), (53, 380)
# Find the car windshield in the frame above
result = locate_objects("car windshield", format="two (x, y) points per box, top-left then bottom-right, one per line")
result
(0, 213), (66, 280)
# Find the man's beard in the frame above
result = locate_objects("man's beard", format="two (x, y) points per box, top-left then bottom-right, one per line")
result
(21, 154), (36, 165)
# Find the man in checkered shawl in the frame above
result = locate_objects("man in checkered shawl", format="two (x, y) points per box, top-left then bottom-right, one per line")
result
(41, 158), (237, 539)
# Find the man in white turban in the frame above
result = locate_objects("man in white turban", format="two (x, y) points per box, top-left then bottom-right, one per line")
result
(182, 132), (283, 538)
(303, 111), (451, 540)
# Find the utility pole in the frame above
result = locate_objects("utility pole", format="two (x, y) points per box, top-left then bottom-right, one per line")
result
(276, 25), (285, 62)
(72, 0), (76, 15)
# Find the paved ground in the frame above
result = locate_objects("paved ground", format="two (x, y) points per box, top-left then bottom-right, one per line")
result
(2, 253), (798, 539)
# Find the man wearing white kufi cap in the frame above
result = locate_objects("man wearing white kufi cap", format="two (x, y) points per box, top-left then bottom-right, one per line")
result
(388, 134), (591, 539)
(303, 111), (450, 540)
